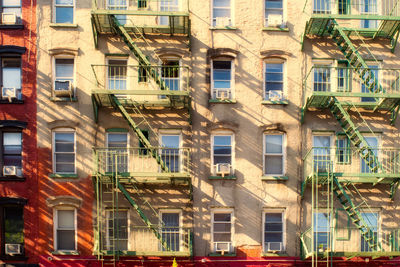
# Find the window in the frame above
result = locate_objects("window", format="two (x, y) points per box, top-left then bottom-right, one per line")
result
(212, 0), (232, 27)
(138, 0), (147, 9)
(360, 212), (379, 252)
(54, 58), (74, 97)
(313, 212), (330, 252)
(1, 0), (22, 24)
(54, 208), (76, 251)
(107, 132), (128, 173)
(360, 136), (379, 174)
(336, 135), (350, 164)
(107, 0), (127, 25)
(211, 60), (233, 100)
(2, 132), (22, 177)
(313, 0), (331, 14)
(2, 57), (22, 100)
(360, 0), (378, 28)
(361, 65), (379, 102)
(337, 62), (350, 92)
(264, 134), (285, 176)
(211, 210), (233, 253)
(108, 59), (127, 91)
(54, 0), (74, 24)
(211, 133), (233, 176)
(313, 135), (332, 173)
(138, 130), (149, 155)
(160, 134), (181, 173)
(263, 211), (284, 252)
(160, 210), (181, 251)
(265, 0), (284, 27)
(159, 0), (179, 25)
(53, 129), (75, 174)
(0, 206), (24, 256)
(106, 210), (128, 251)
(264, 61), (285, 101)
(161, 59), (180, 92)
(313, 65), (331, 92)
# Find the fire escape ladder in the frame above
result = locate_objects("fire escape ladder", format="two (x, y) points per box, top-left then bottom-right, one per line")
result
(332, 177), (382, 251)
(328, 97), (382, 174)
(329, 22), (384, 97)
(110, 95), (169, 172)
(117, 180), (170, 250)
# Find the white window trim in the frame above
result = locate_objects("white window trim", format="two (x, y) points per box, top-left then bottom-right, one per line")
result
(211, 131), (234, 176)
(211, 208), (234, 253)
(53, 207), (77, 252)
(359, 208), (381, 252)
(159, 209), (183, 251)
(312, 210), (335, 252)
(52, 55), (76, 96)
(359, 62), (380, 100)
(105, 208), (130, 251)
(53, 0), (75, 24)
(263, 133), (286, 176)
(107, 57), (129, 91)
(360, 134), (380, 173)
(264, 0), (286, 27)
(262, 208), (286, 253)
(159, 132), (182, 172)
(158, 57), (182, 92)
(263, 59), (286, 101)
(211, 59), (235, 100)
(52, 128), (76, 174)
(211, 0), (234, 27)
(106, 132), (130, 172)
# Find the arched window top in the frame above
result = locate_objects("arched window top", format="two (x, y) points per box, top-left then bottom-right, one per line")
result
(207, 48), (239, 60)
(207, 121), (238, 134)
(48, 120), (79, 130)
(260, 50), (292, 60)
(46, 196), (82, 209)
(49, 47), (79, 56)
(261, 123), (286, 134)
(155, 48), (189, 59)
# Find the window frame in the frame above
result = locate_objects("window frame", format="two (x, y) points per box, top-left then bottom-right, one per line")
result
(1, 0), (22, 25)
(52, 55), (75, 97)
(262, 209), (285, 253)
(107, 57), (129, 91)
(0, 205), (24, 257)
(105, 209), (129, 251)
(211, 131), (234, 176)
(159, 132), (182, 173)
(263, 133), (286, 176)
(1, 55), (22, 101)
(53, 0), (75, 24)
(264, 0), (286, 28)
(263, 59), (286, 101)
(211, 58), (234, 100)
(0, 128), (23, 178)
(211, 0), (233, 27)
(106, 131), (129, 173)
(312, 211), (332, 252)
(360, 209), (381, 252)
(53, 207), (77, 252)
(158, 209), (182, 252)
(211, 208), (234, 254)
(52, 128), (76, 174)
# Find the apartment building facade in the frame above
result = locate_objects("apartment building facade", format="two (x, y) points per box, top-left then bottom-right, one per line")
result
(35, 0), (400, 266)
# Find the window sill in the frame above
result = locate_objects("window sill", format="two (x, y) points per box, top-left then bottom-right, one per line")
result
(262, 27), (289, 32)
(0, 176), (25, 181)
(209, 99), (237, 104)
(50, 97), (78, 102)
(261, 175), (288, 181)
(261, 100), (288, 105)
(49, 23), (78, 28)
(208, 175), (236, 180)
(261, 252), (288, 257)
(208, 253), (236, 257)
(49, 173), (78, 179)
(0, 24), (24, 29)
(210, 26), (237, 30)
(52, 250), (79, 255)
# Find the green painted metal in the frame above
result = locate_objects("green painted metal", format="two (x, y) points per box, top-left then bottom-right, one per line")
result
(116, 181), (170, 250)
(109, 95), (169, 172)
(332, 177), (382, 251)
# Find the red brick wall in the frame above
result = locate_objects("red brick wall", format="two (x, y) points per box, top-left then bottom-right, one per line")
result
(0, 0), (38, 264)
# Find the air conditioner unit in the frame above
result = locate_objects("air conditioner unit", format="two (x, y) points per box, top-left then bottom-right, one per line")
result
(214, 242), (231, 255)
(5, 243), (22, 255)
(267, 14), (283, 27)
(2, 13), (17, 25)
(215, 17), (230, 27)
(215, 163), (231, 177)
(269, 90), (283, 101)
(3, 166), (17, 176)
(216, 89), (230, 100)
(266, 242), (282, 252)
(2, 87), (16, 101)
(54, 80), (72, 97)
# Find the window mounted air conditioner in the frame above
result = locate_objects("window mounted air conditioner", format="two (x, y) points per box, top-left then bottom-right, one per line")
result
(3, 166), (17, 176)
(269, 90), (283, 101)
(54, 80), (72, 97)
(216, 89), (230, 100)
(214, 242), (231, 255)
(266, 242), (282, 252)
(215, 163), (231, 177)
(267, 14), (283, 27)
(2, 13), (16, 25)
(5, 243), (22, 255)
(2, 87), (16, 102)
(215, 17), (230, 27)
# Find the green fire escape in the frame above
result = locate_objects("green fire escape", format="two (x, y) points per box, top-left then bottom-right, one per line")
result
(90, 0), (192, 261)
(300, 0), (400, 263)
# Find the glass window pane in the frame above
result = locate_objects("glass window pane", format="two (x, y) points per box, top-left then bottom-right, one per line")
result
(161, 135), (180, 148)
(58, 210), (74, 228)
(55, 143), (74, 152)
(4, 132), (21, 145)
(56, 7), (73, 23)
(214, 136), (231, 146)
(265, 232), (283, 242)
(57, 230), (75, 250)
(162, 213), (179, 227)
(214, 213), (231, 222)
(213, 233), (231, 242)
(213, 0), (230, 7)
(56, 59), (74, 78)
(313, 136), (331, 147)
(108, 133), (127, 144)
(213, 70), (231, 80)
(265, 155), (283, 174)
(3, 68), (21, 89)
(265, 135), (283, 153)
(55, 154), (75, 162)
(3, 0), (21, 6)
(213, 8), (230, 18)
(265, 224), (282, 231)
(266, 213), (282, 222)
(56, 0), (73, 5)
(4, 207), (23, 243)
(266, 0), (282, 9)
(214, 223), (231, 232)
(3, 155), (22, 166)
(213, 61), (231, 69)
(55, 132), (74, 143)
